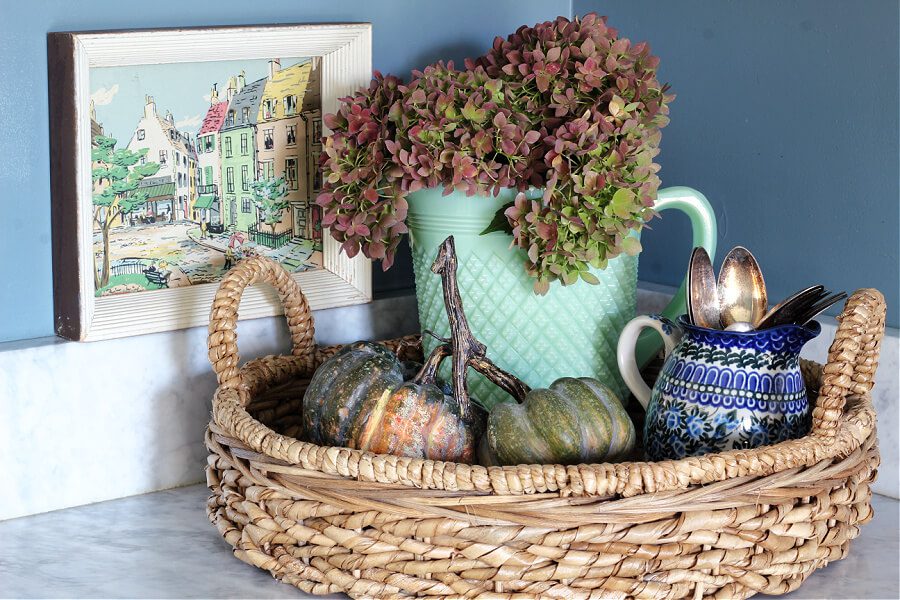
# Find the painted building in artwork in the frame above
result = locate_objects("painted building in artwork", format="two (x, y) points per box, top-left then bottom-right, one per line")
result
(302, 98), (323, 250)
(195, 84), (229, 230)
(90, 99), (104, 141)
(129, 176), (177, 225)
(304, 108), (324, 249)
(220, 73), (267, 234)
(187, 142), (198, 219)
(255, 59), (316, 244)
(126, 95), (197, 221)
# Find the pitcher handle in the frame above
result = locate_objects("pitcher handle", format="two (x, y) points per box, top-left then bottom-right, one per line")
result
(617, 315), (681, 409)
(635, 187), (717, 367)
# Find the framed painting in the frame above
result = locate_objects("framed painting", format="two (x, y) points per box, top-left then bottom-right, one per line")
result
(48, 24), (372, 341)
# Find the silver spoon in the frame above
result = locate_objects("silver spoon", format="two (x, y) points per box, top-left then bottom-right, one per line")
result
(717, 246), (768, 329)
(687, 247), (720, 329)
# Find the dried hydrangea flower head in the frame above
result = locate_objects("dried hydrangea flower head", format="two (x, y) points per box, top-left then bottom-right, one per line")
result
(318, 13), (672, 291)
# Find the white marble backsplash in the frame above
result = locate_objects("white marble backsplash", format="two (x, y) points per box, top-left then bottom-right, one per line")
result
(1, 285), (896, 521)
(0, 294), (420, 522)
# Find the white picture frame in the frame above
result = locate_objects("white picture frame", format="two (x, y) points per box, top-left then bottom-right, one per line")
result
(49, 23), (373, 341)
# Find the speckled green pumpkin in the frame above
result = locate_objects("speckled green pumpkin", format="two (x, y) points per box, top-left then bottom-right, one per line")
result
(303, 342), (485, 463)
(487, 377), (636, 466)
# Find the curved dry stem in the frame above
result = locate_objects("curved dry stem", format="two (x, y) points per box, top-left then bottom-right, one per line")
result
(470, 356), (530, 403)
(429, 235), (531, 412)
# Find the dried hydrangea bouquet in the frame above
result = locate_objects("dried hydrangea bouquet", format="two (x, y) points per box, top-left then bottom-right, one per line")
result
(317, 14), (716, 405)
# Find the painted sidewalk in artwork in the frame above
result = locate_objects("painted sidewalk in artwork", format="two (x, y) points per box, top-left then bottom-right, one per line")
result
(94, 221), (322, 296)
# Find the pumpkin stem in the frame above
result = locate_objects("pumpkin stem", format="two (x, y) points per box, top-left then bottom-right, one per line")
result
(470, 356), (530, 404)
(430, 236), (531, 412)
(412, 343), (451, 385)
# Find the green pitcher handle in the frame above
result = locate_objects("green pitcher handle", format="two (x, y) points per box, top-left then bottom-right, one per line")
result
(634, 186), (717, 367)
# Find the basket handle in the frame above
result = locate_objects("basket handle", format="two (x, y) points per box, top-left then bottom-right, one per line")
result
(811, 288), (886, 437)
(208, 255), (316, 389)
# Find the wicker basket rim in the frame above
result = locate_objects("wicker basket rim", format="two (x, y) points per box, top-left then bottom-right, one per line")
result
(206, 256), (886, 499)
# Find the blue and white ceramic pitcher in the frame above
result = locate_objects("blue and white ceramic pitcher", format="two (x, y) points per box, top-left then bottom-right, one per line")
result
(617, 315), (820, 461)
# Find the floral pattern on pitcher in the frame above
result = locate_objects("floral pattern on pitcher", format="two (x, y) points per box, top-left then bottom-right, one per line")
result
(645, 397), (812, 460)
(618, 314), (821, 461)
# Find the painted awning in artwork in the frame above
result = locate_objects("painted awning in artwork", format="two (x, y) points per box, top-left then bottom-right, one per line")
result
(194, 195), (217, 209)
(140, 182), (176, 200)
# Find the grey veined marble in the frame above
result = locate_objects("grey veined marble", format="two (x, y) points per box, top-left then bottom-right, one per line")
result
(0, 485), (897, 599)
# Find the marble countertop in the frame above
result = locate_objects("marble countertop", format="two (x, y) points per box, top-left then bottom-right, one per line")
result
(0, 485), (896, 599)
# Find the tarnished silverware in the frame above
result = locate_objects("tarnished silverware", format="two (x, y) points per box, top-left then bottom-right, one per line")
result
(684, 244), (842, 332)
(794, 292), (848, 326)
(717, 246), (768, 329)
(757, 285), (826, 329)
(687, 247), (720, 329)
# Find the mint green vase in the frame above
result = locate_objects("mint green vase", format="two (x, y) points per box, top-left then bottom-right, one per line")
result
(408, 186), (717, 408)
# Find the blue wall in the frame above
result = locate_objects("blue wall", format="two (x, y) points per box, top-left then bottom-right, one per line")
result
(3, 0), (897, 342)
(573, 0), (899, 326)
(0, 0), (570, 342)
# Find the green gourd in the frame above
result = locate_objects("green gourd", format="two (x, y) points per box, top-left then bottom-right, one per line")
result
(303, 235), (492, 463)
(303, 341), (484, 463)
(486, 377), (636, 466)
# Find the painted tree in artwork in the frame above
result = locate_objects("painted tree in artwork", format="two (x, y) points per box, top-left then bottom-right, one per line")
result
(250, 176), (290, 235)
(91, 135), (161, 288)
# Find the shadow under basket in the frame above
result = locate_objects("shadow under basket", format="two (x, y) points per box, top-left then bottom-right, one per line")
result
(205, 256), (886, 600)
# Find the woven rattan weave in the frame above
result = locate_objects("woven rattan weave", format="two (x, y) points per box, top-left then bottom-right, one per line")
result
(206, 256), (885, 599)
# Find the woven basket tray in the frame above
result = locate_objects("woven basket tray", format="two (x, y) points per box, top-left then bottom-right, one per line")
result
(205, 256), (885, 599)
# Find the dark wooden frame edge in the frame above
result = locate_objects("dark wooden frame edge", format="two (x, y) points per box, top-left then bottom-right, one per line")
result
(48, 33), (82, 341)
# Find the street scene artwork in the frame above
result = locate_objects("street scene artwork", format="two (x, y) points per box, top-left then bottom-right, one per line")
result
(90, 57), (324, 297)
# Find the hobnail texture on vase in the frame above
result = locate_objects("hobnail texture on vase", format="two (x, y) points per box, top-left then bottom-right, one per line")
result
(412, 243), (637, 408)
